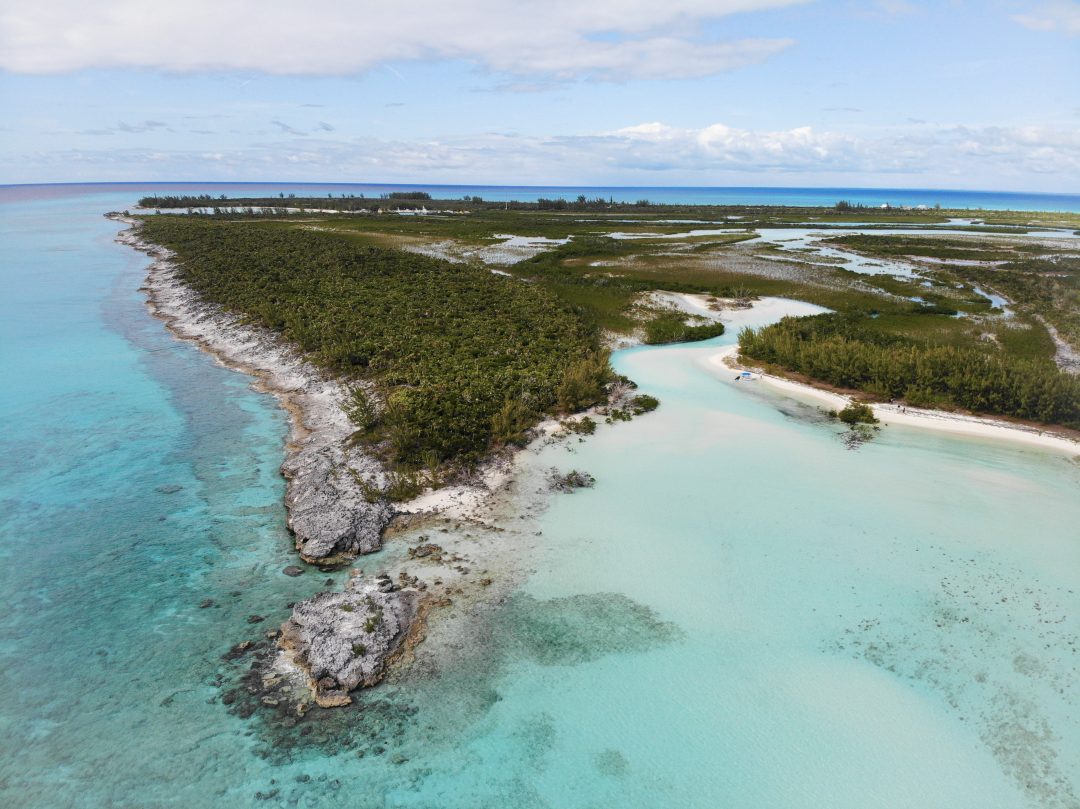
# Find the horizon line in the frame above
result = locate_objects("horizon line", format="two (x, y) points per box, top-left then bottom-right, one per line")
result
(3, 180), (1080, 199)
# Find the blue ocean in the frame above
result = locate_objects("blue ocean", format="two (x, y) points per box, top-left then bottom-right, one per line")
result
(6, 181), (1080, 212)
(1, 184), (1078, 808)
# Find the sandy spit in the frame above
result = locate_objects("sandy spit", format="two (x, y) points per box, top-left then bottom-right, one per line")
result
(712, 342), (1080, 456)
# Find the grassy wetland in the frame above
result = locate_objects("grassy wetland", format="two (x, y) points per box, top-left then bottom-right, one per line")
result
(137, 196), (1080, 444)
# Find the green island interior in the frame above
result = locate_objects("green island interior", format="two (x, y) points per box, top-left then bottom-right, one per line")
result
(137, 195), (1080, 490)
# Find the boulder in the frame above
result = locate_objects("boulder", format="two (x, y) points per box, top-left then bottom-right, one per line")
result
(278, 577), (421, 707)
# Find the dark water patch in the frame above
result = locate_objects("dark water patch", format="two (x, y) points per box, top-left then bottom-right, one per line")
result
(218, 635), (430, 769)
(512, 712), (557, 767)
(497, 592), (683, 666)
(839, 423), (880, 450)
(594, 748), (629, 777)
(215, 589), (682, 797)
(737, 383), (836, 430)
(774, 401), (836, 426)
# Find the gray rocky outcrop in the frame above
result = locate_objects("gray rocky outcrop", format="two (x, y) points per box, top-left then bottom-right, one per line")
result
(282, 441), (392, 562)
(278, 575), (422, 707)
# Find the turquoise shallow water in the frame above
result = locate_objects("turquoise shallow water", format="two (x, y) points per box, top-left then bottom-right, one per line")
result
(1, 187), (1078, 808)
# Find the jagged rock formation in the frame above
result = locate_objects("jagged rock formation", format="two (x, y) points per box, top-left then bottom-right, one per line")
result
(283, 443), (392, 563)
(278, 574), (422, 707)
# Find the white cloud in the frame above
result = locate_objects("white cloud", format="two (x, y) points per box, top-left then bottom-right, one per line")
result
(0, 0), (805, 79)
(602, 121), (1080, 177)
(1014, 0), (1080, 35)
(5, 121), (1079, 190)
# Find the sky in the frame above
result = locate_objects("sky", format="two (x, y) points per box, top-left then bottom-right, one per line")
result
(0, 0), (1078, 191)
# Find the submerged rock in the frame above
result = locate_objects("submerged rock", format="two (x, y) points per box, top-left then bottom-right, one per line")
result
(278, 576), (421, 708)
(550, 469), (596, 493)
(408, 542), (443, 559)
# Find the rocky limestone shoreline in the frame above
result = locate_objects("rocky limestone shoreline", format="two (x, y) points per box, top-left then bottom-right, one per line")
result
(115, 218), (392, 564)
(112, 215), (411, 703)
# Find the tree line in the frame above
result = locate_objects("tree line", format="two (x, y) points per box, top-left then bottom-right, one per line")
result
(739, 313), (1080, 427)
(139, 216), (611, 472)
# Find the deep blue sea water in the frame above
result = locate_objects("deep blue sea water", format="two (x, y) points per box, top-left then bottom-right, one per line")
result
(2, 184), (1079, 808)
(4, 181), (1080, 212)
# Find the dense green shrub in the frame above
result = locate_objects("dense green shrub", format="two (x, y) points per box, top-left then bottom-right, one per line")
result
(628, 394), (660, 414)
(345, 387), (379, 433)
(140, 217), (605, 466)
(562, 417), (597, 435)
(643, 313), (726, 345)
(491, 396), (536, 446)
(834, 402), (878, 425)
(556, 352), (612, 412)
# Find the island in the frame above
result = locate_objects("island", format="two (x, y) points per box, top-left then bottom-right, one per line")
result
(112, 194), (1080, 709)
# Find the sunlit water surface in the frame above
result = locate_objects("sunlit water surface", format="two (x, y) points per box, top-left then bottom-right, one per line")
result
(1, 186), (1078, 808)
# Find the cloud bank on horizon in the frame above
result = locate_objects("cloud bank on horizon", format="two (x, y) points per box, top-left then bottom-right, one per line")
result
(1, 0), (1078, 190)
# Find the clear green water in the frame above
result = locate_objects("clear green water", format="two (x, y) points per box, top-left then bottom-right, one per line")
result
(2, 187), (1078, 808)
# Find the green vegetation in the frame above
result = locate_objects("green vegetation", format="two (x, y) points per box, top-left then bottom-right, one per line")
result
(740, 314), (1080, 427)
(139, 216), (607, 472)
(385, 191), (431, 200)
(824, 234), (1080, 352)
(833, 402), (879, 425)
(628, 394), (660, 414)
(138, 193), (970, 223)
(642, 313), (726, 345)
(606, 395), (661, 423)
(562, 417), (598, 435)
(823, 234), (1042, 263)
(490, 396), (537, 447)
(555, 352), (613, 412)
(136, 197), (1079, 441)
(364, 611), (383, 633)
(957, 256), (1080, 349)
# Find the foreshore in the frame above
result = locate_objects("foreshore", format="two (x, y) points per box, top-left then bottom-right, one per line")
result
(710, 341), (1080, 456)
(113, 216), (438, 708)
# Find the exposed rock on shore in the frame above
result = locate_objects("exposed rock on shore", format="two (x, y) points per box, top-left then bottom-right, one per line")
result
(278, 574), (422, 707)
(113, 216), (392, 562)
(550, 469), (596, 492)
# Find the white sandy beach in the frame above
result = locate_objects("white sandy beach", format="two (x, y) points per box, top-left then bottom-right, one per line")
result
(645, 292), (1080, 457)
(704, 319), (1080, 457)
